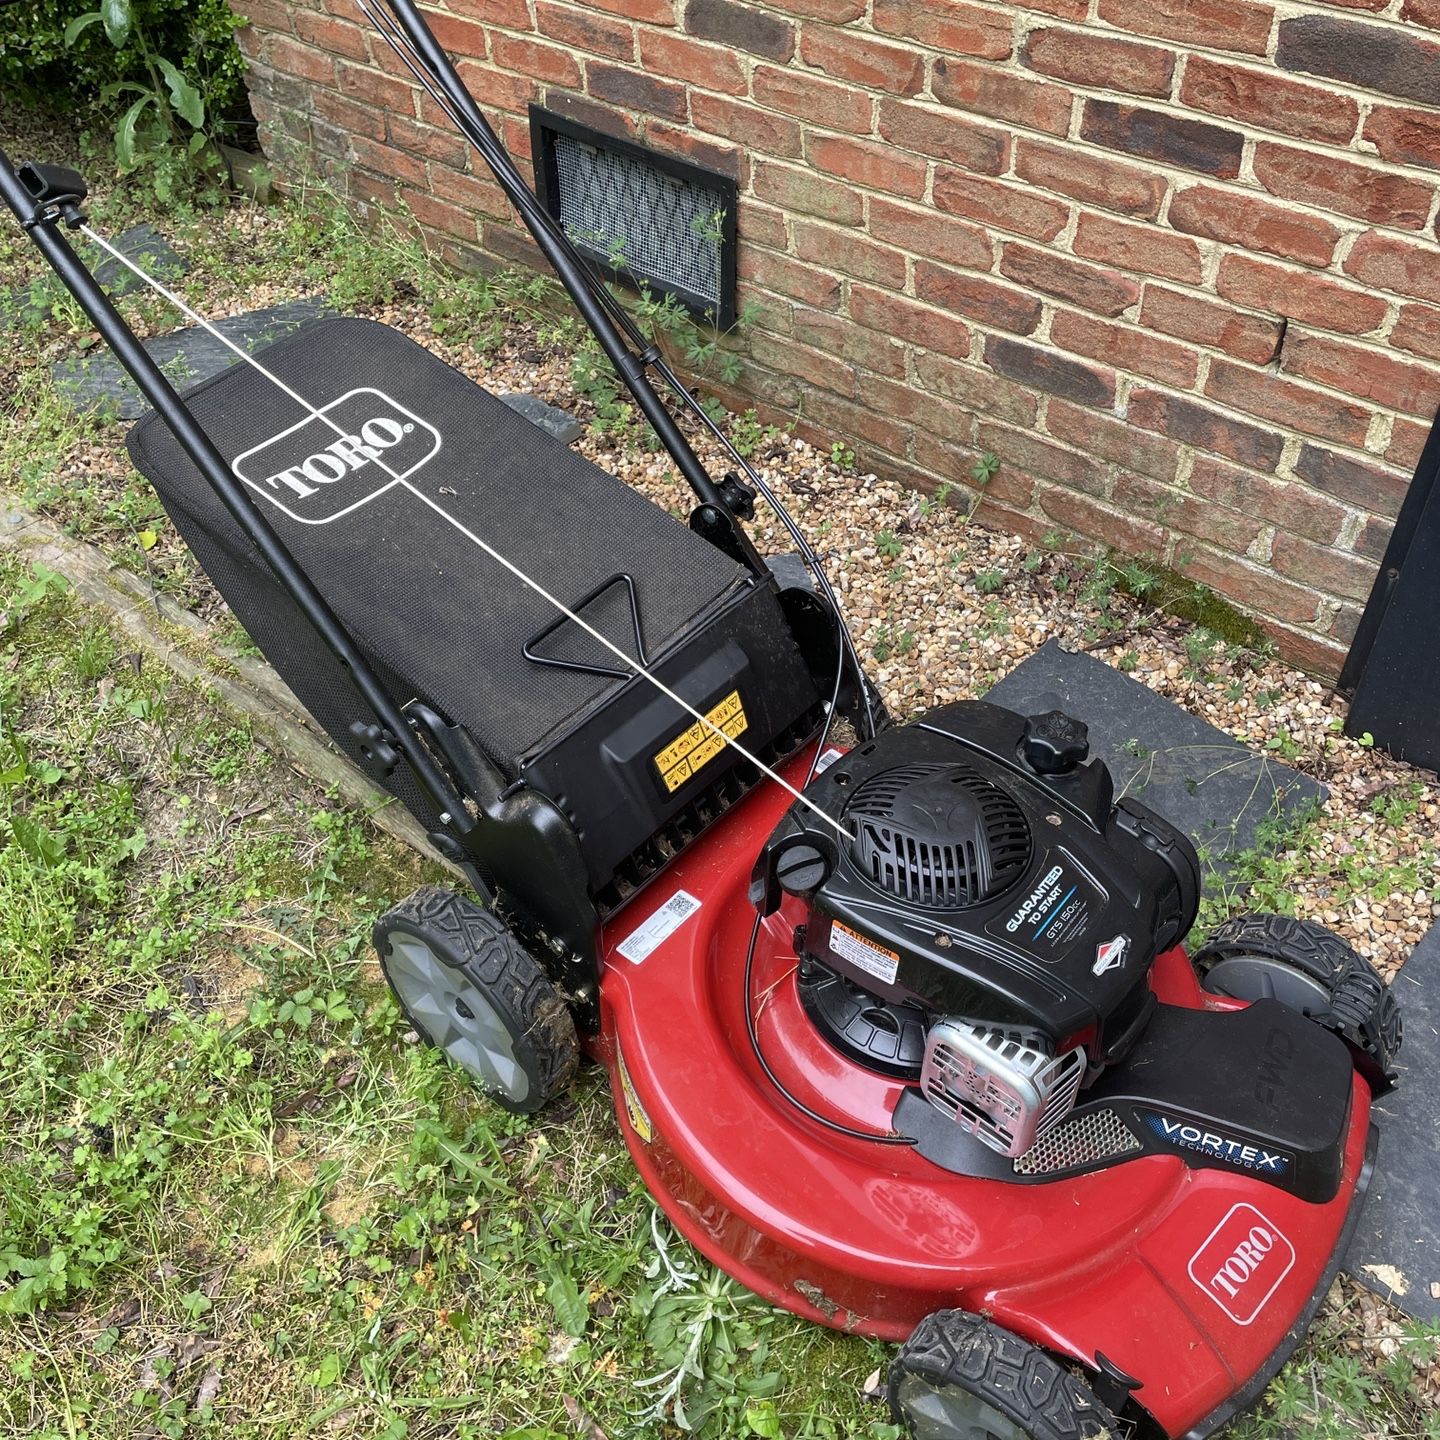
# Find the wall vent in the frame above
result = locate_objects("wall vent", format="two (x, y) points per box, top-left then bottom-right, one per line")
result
(529, 105), (738, 329)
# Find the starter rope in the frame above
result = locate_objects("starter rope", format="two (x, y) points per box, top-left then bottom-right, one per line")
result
(79, 224), (855, 842)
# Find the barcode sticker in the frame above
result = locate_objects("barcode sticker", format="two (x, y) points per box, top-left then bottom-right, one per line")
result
(814, 746), (846, 774)
(616, 890), (702, 964)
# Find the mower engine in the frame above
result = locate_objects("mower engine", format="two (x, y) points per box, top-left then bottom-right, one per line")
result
(753, 699), (1203, 1158)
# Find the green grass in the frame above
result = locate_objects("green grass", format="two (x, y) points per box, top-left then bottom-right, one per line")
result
(0, 555), (896, 1437)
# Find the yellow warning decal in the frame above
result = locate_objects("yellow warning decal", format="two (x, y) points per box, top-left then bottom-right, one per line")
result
(653, 689), (749, 794)
(615, 1046), (653, 1144)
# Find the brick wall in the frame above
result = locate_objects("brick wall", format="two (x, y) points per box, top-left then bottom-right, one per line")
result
(233, 0), (1440, 676)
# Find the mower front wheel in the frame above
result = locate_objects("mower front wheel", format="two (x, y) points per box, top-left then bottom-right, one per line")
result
(374, 886), (578, 1114)
(888, 1310), (1118, 1440)
(1192, 912), (1401, 1089)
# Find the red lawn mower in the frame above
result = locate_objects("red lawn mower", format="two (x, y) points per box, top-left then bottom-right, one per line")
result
(2, 4), (1403, 1434)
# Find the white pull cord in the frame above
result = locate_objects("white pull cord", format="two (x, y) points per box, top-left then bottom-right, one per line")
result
(80, 224), (855, 843)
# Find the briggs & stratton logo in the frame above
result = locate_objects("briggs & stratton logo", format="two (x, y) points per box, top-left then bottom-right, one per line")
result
(1188, 1203), (1295, 1325)
(231, 388), (441, 524)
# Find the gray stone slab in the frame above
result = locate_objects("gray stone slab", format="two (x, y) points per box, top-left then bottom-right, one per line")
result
(51, 300), (332, 420)
(1344, 926), (1440, 1320)
(499, 391), (584, 444)
(987, 639), (1326, 876)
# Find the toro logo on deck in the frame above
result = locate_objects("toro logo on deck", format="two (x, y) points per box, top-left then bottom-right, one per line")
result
(1188, 1203), (1296, 1325)
(232, 387), (441, 524)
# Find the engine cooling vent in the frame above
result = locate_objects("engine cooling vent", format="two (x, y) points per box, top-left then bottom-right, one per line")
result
(846, 763), (1031, 908)
(1013, 1108), (1142, 1176)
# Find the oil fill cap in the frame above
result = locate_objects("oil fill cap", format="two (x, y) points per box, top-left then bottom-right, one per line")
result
(1022, 709), (1090, 775)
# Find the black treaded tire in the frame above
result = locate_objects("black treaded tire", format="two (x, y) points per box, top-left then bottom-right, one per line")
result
(888, 1310), (1119, 1440)
(374, 885), (579, 1114)
(1192, 912), (1401, 1091)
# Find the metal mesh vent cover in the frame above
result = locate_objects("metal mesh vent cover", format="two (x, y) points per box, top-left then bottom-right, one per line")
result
(532, 107), (737, 326)
(845, 763), (1032, 909)
(1013, 1108), (1142, 1176)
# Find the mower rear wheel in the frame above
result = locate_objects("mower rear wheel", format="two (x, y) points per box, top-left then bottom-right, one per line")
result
(1191, 912), (1401, 1088)
(374, 886), (578, 1114)
(888, 1310), (1118, 1440)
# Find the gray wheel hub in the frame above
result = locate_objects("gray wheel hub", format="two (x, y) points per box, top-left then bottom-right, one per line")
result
(895, 1374), (1030, 1440)
(1203, 954), (1333, 1014)
(383, 932), (529, 1103)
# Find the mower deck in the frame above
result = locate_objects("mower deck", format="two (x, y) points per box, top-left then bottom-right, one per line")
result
(592, 749), (1375, 1438)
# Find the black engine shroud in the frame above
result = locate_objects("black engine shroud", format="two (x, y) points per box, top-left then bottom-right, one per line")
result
(752, 700), (1203, 1068)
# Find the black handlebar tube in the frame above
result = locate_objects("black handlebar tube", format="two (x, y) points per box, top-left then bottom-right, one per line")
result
(0, 148), (481, 844)
(375, 0), (764, 574)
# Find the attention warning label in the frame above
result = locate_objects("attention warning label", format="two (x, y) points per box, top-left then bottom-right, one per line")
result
(653, 690), (748, 794)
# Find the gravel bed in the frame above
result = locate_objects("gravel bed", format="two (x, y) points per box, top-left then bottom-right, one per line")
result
(3, 182), (1435, 983)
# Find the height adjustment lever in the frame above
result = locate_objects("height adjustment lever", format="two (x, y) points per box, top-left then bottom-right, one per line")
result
(17, 161), (88, 229)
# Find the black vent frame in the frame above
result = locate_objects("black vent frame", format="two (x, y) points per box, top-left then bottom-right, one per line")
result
(529, 104), (738, 329)
(846, 764), (1033, 909)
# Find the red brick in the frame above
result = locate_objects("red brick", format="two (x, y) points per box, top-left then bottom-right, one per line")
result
(1047, 398), (1181, 481)
(1177, 547), (1323, 626)
(799, 24), (925, 94)
(932, 57), (1072, 137)
(858, 373), (981, 447)
(422, 9), (499, 57)
(1127, 388), (1285, 469)
(1014, 138), (1166, 220)
(686, 0), (795, 58)
(1052, 310), (1200, 388)
(398, 185), (481, 243)
(1179, 57), (1358, 145)
(1037, 485), (1168, 556)
(587, 62), (687, 121)
(645, 122), (744, 179)
(771, 0), (867, 18)
(794, 220), (907, 289)
(1280, 334), (1440, 418)
(913, 435), (1039, 507)
(1083, 100), (1244, 179)
(1354, 515), (1394, 562)
(1391, 304), (1440, 363)
(1261, 621), (1348, 678)
(386, 112), (468, 168)
(427, 164), (510, 221)
(263, 34), (338, 86)
(690, 93), (802, 157)
(351, 133), (430, 188)
(742, 247), (843, 308)
(801, 389), (913, 457)
(1021, 0), (1090, 18)
(795, 308), (910, 378)
(1252, 143), (1434, 230)
(1072, 212), (1204, 284)
(535, 2), (634, 58)
(752, 64), (873, 133)
(872, 0), (1014, 59)
(1168, 185), (1341, 268)
(877, 99), (1009, 175)
(869, 197), (995, 268)
(805, 133), (928, 199)
(754, 160), (863, 223)
(1188, 455), (1346, 543)
(1206, 359), (1373, 447)
(639, 31), (743, 93)
(1271, 533), (1378, 603)
(916, 352), (1041, 426)
(850, 285), (973, 358)
(999, 243), (1139, 317)
(985, 334), (1116, 407)
(1388, 417), (1431, 471)
(916, 261), (1044, 335)
(313, 88), (387, 142)
(1402, 0), (1440, 25)
(455, 62), (539, 117)
(1140, 286), (1283, 364)
(538, 89), (640, 139)
(1021, 26), (1174, 98)
(739, 200), (789, 250)
(1344, 233), (1440, 306)
(973, 422), (1109, 496)
(290, 11), (370, 61)
(490, 32), (582, 85)
(748, 330), (856, 398)
(1363, 104), (1440, 174)
(1096, 0), (1275, 57)
(586, 0), (675, 24)
(1294, 443), (1412, 516)
(933, 169), (1069, 242)
(1215, 255), (1389, 337)
(1113, 471), (1267, 552)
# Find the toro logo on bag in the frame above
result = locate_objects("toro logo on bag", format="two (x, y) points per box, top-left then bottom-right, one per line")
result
(232, 387), (441, 524)
(1188, 1203), (1295, 1325)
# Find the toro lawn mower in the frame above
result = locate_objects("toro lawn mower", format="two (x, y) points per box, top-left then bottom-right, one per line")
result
(3, 4), (1404, 1434)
